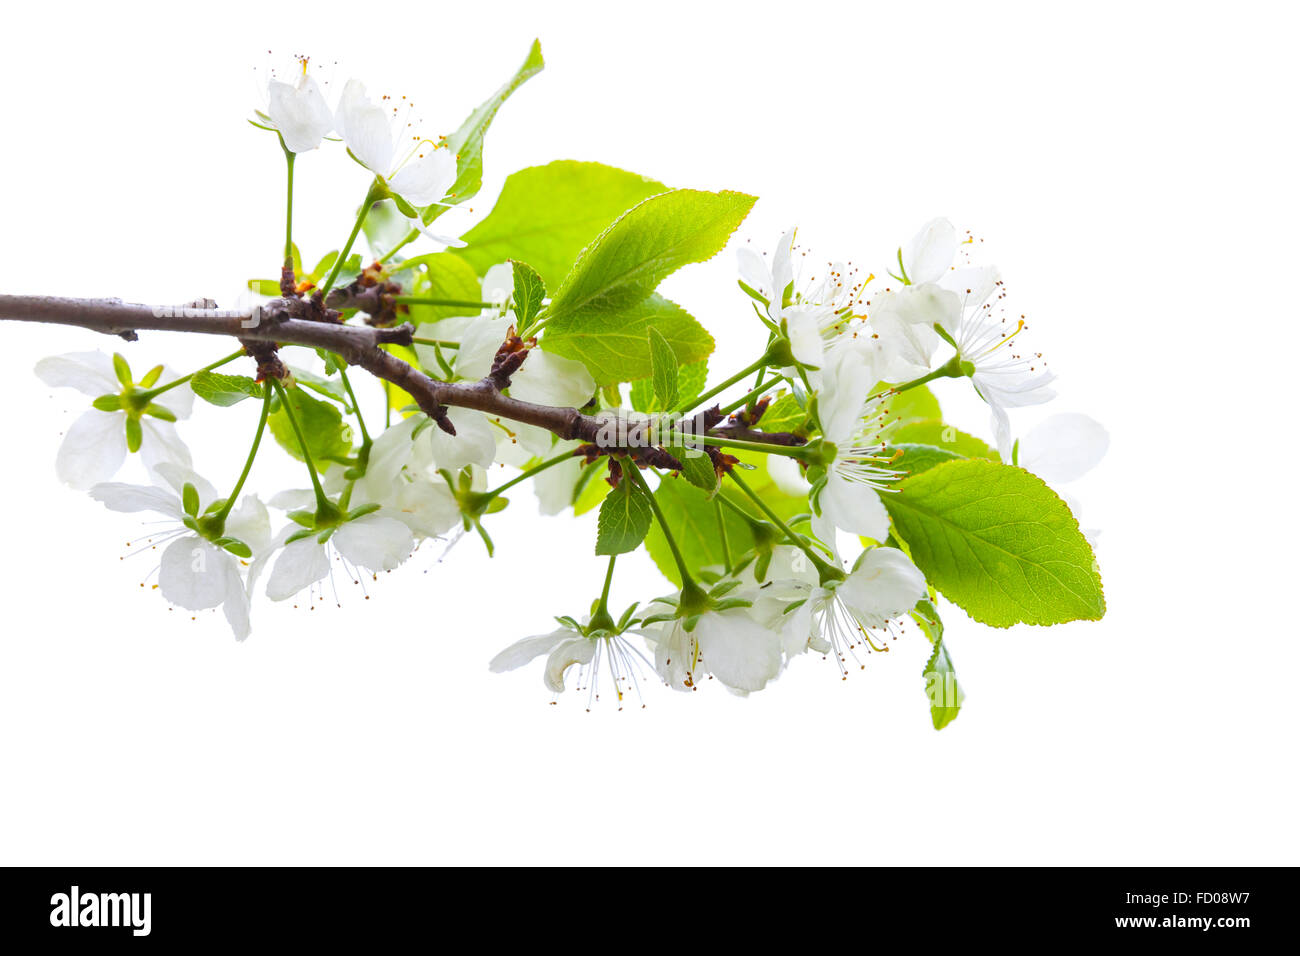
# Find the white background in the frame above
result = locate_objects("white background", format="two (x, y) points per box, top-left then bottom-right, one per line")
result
(1, 0), (1296, 865)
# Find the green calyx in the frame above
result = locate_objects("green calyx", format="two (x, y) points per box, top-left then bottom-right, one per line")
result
(94, 354), (184, 453)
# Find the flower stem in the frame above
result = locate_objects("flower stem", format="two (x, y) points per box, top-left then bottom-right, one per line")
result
(714, 499), (732, 575)
(675, 355), (768, 415)
(281, 139), (296, 264)
(625, 465), (697, 591)
(872, 354), (965, 400)
(395, 296), (493, 310)
(320, 182), (384, 295)
(141, 349), (245, 401)
(697, 433), (812, 461)
(410, 337), (461, 349)
(589, 553), (618, 632)
(726, 469), (841, 581)
(716, 375), (786, 417)
(486, 449), (573, 498)
(271, 379), (330, 513)
(337, 367), (370, 450)
(376, 227), (419, 266)
(214, 384), (273, 524)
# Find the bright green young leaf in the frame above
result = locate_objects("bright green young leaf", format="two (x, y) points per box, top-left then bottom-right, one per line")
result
(574, 461), (612, 516)
(631, 359), (707, 412)
(269, 387), (353, 471)
(457, 161), (669, 288)
(546, 188), (757, 321)
(191, 371), (263, 407)
(401, 252), (484, 323)
(888, 442), (963, 479)
(286, 367), (350, 407)
(892, 419), (998, 460)
(247, 278), (282, 297)
(595, 478), (653, 555)
(883, 459), (1105, 627)
(915, 600), (963, 730)
(645, 477), (756, 586)
(648, 328), (679, 409)
(756, 392), (808, 433)
(879, 383), (941, 430)
(542, 294), (714, 386)
(676, 445), (719, 496)
(425, 39), (545, 224)
(511, 259), (546, 331)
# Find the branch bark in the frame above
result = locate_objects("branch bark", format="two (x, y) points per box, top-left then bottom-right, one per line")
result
(0, 293), (609, 444)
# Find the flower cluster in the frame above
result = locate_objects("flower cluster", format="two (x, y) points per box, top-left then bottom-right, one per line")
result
(24, 44), (1107, 727)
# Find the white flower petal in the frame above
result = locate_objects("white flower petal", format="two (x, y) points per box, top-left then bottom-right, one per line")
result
(225, 495), (273, 555)
(387, 148), (456, 207)
(334, 79), (394, 175)
(267, 74), (333, 153)
(694, 610), (782, 693)
(488, 628), (571, 673)
(1019, 413), (1109, 484)
(454, 315), (511, 380)
(139, 419), (193, 475)
(509, 349), (596, 408)
(89, 481), (184, 519)
(543, 637), (596, 693)
(903, 218), (957, 285)
(427, 407), (496, 472)
(533, 454), (583, 515)
(838, 548), (927, 626)
(332, 514), (413, 572)
(819, 473), (890, 540)
(392, 477), (459, 538)
(265, 537), (330, 601)
(56, 410), (127, 489)
(159, 537), (234, 611)
(35, 351), (120, 396)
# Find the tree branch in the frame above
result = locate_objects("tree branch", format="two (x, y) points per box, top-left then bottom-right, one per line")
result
(0, 293), (609, 444)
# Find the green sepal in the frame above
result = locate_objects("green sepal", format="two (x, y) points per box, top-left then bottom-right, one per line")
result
(144, 403), (177, 422)
(92, 394), (122, 412)
(181, 483), (200, 517)
(112, 353), (133, 388)
(217, 537), (253, 559)
(124, 416), (143, 453)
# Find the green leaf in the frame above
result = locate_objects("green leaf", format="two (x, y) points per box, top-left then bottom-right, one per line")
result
(510, 259), (546, 331)
(268, 387), (353, 471)
(457, 160), (669, 288)
(891, 419), (998, 460)
(673, 444), (718, 496)
(546, 188), (757, 321)
(915, 600), (964, 730)
(882, 459), (1105, 627)
(888, 442), (963, 479)
(757, 392), (807, 433)
(645, 477), (755, 586)
(879, 383), (941, 431)
(631, 359), (706, 413)
(574, 462), (612, 515)
(427, 39), (545, 221)
(542, 293), (714, 386)
(401, 252), (484, 323)
(595, 478), (653, 555)
(286, 367), (350, 407)
(648, 328), (679, 409)
(247, 278), (282, 297)
(191, 371), (264, 407)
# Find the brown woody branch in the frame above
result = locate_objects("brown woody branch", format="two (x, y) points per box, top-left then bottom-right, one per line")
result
(0, 293), (615, 444)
